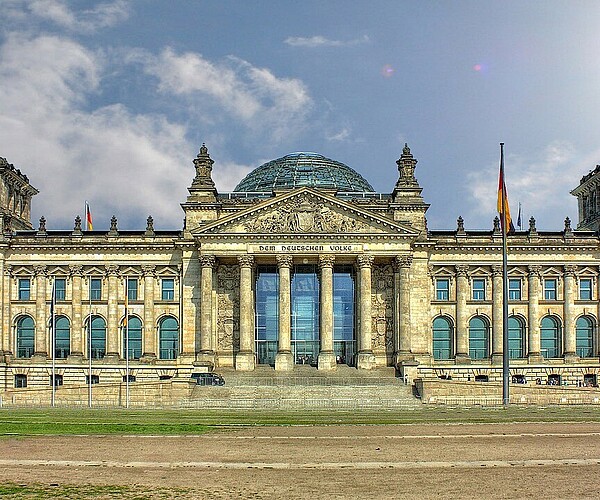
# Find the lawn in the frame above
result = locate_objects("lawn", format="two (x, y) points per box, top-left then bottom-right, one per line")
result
(2, 406), (600, 436)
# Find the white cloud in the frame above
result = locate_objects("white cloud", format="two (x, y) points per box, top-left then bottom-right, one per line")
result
(284, 34), (370, 48)
(466, 141), (592, 230)
(138, 48), (313, 143)
(1, 0), (130, 33)
(327, 128), (351, 142)
(0, 33), (192, 230)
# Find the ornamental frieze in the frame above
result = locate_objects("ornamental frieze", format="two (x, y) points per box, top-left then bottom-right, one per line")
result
(243, 196), (368, 233)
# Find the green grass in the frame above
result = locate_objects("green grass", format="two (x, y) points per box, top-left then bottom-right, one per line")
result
(0, 482), (189, 499)
(1, 406), (600, 436)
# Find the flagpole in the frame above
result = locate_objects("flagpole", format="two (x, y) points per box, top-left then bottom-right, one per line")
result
(125, 276), (130, 409)
(51, 278), (56, 408)
(88, 278), (93, 408)
(500, 143), (510, 407)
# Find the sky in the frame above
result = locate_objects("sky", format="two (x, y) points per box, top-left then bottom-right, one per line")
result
(1, 0), (600, 231)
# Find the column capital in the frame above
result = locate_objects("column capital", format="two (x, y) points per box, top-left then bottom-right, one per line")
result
(564, 264), (577, 277)
(199, 254), (216, 268)
(33, 264), (47, 277)
(393, 255), (413, 270)
(237, 255), (254, 268)
(318, 254), (335, 270)
(276, 254), (293, 269)
(105, 264), (119, 276)
(455, 264), (469, 277)
(69, 264), (84, 276)
(528, 265), (542, 277)
(357, 254), (374, 269)
(491, 264), (503, 277)
(141, 264), (157, 277)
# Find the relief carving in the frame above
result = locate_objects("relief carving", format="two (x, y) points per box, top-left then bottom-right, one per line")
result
(371, 264), (394, 352)
(216, 265), (240, 352)
(244, 195), (367, 233)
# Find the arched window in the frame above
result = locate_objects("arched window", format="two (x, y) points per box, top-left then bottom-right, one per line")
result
(123, 316), (142, 360)
(469, 316), (489, 360)
(508, 316), (525, 359)
(88, 316), (106, 359)
(541, 316), (561, 358)
(16, 316), (34, 358)
(54, 316), (71, 359)
(576, 316), (594, 358)
(433, 316), (453, 360)
(159, 316), (179, 360)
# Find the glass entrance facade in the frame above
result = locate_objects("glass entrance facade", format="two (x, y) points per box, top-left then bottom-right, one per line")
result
(292, 265), (320, 365)
(255, 265), (279, 365)
(333, 265), (355, 365)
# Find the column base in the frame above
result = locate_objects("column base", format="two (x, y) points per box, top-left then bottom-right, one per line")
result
(317, 351), (337, 371)
(454, 353), (471, 364)
(235, 351), (255, 371)
(141, 353), (157, 364)
(179, 352), (196, 364)
(104, 353), (120, 362)
(491, 353), (504, 365)
(394, 351), (413, 365)
(528, 353), (543, 363)
(67, 353), (84, 363)
(275, 351), (294, 371)
(195, 351), (215, 369)
(33, 352), (48, 361)
(357, 351), (376, 370)
(564, 352), (579, 363)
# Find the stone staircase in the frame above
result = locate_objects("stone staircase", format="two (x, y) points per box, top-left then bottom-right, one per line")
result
(182, 365), (422, 410)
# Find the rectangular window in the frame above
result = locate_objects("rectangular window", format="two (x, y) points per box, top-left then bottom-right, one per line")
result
(18, 278), (30, 300)
(86, 375), (100, 384)
(14, 374), (27, 388)
(435, 279), (450, 301)
(580, 278), (593, 300)
(508, 279), (521, 301)
(472, 278), (486, 301)
(54, 278), (66, 301)
(49, 374), (63, 387)
(127, 278), (138, 301)
(161, 278), (175, 301)
(544, 279), (557, 300)
(90, 278), (102, 300)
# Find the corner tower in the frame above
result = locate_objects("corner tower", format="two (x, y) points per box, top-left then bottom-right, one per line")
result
(0, 157), (39, 231)
(571, 165), (600, 231)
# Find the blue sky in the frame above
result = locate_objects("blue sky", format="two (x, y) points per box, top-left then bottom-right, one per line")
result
(1, 0), (599, 231)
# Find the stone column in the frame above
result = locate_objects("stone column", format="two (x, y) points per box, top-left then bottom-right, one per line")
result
(33, 265), (48, 358)
(395, 255), (413, 363)
(180, 247), (199, 362)
(357, 254), (376, 370)
(528, 265), (542, 362)
(318, 254), (336, 370)
(141, 265), (156, 360)
(236, 255), (255, 371)
(69, 264), (84, 359)
(275, 254), (293, 371)
(198, 254), (216, 366)
(2, 265), (12, 356)
(455, 264), (470, 363)
(491, 264), (503, 364)
(106, 264), (120, 358)
(563, 265), (577, 361)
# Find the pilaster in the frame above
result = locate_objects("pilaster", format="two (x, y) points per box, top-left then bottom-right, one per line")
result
(528, 265), (542, 362)
(455, 264), (470, 363)
(68, 264), (84, 360)
(491, 264), (503, 364)
(197, 254), (216, 367)
(33, 264), (47, 358)
(394, 255), (413, 364)
(105, 264), (120, 359)
(563, 265), (578, 361)
(141, 265), (157, 361)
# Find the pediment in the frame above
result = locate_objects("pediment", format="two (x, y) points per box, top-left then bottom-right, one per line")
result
(193, 188), (418, 236)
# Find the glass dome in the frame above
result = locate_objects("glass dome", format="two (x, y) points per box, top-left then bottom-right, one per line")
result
(233, 152), (374, 193)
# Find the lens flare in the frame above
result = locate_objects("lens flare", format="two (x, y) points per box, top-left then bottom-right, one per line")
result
(381, 64), (395, 78)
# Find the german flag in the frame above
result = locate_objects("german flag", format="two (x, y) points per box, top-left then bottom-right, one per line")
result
(497, 143), (515, 234)
(85, 201), (93, 231)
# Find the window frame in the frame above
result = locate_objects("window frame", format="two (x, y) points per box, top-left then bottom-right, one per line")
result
(14, 374), (27, 388)
(472, 278), (486, 301)
(435, 278), (450, 301)
(161, 278), (175, 301)
(90, 278), (102, 301)
(579, 278), (593, 301)
(54, 278), (67, 301)
(508, 278), (522, 301)
(18, 278), (31, 300)
(127, 278), (138, 301)
(543, 278), (557, 300)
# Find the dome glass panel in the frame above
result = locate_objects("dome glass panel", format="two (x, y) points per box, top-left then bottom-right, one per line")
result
(233, 152), (374, 193)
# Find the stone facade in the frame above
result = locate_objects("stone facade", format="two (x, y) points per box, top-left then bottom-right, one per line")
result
(2, 144), (600, 396)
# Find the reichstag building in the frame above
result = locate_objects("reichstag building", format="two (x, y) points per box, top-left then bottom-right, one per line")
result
(2, 144), (600, 390)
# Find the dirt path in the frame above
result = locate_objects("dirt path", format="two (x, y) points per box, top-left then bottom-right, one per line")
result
(3, 422), (600, 499)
